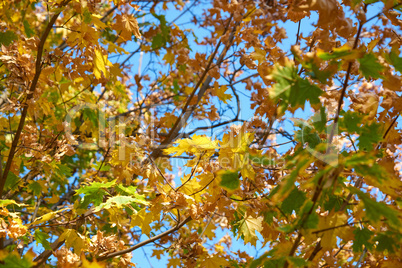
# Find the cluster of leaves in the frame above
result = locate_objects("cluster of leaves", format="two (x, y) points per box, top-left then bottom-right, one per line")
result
(0, 0), (402, 267)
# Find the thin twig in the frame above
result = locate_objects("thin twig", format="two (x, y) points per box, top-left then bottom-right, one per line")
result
(176, 152), (205, 192)
(96, 216), (192, 261)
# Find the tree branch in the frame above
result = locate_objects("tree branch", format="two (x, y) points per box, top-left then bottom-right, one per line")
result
(96, 216), (192, 261)
(149, 14), (240, 160)
(33, 238), (65, 268)
(0, 0), (71, 198)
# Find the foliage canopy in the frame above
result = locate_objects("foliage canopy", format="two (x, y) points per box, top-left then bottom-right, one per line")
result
(1, 0), (402, 267)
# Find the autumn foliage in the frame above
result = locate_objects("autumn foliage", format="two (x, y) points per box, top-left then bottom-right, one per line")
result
(1, 0), (402, 267)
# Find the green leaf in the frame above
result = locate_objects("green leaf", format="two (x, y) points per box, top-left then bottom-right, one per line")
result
(349, 188), (400, 228)
(28, 181), (43, 196)
(262, 210), (277, 224)
(387, 51), (402, 73)
(288, 257), (308, 267)
(116, 184), (138, 195)
(278, 155), (311, 198)
(53, 163), (73, 181)
(34, 229), (52, 250)
(317, 46), (353, 60)
(312, 107), (327, 133)
(83, 108), (99, 128)
(268, 62), (322, 113)
(75, 180), (116, 207)
(4, 172), (19, 191)
(358, 53), (383, 79)
(0, 252), (34, 268)
(358, 122), (382, 151)
(298, 200), (319, 229)
(249, 252), (270, 268)
(353, 228), (373, 252)
(340, 111), (363, 133)
(0, 200), (24, 207)
(172, 79), (180, 94)
(323, 195), (342, 212)
(263, 259), (285, 268)
(116, 184), (148, 205)
(294, 119), (321, 148)
(374, 233), (397, 253)
(219, 170), (240, 190)
(83, 9), (92, 24)
(302, 60), (332, 83)
(304, 211), (319, 229)
(23, 20), (35, 37)
(94, 195), (149, 212)
(0, 31), (17, 46)
(281, 187), (306, 215)
(151, 33), (165, 49)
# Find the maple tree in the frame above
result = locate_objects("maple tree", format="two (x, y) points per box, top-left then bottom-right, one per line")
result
(1, 0), (402, 267)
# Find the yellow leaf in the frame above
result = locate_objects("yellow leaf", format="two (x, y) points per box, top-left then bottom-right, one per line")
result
(237, 214), (263, 246)
(131, 209), (153, 236)
(29, 208), (69, 226)
(251, 47), (266, 65)
(164, 134), (218, 156)
(81, 257), (106, 268)
(40, 66), (55, 79)
(163, 51), (175, 64)
(0, 199), (25, 207)
(151, 249), (165, 260)
(202, 256), (229, 268)
(122, 15), (141, 39)
(107, 41), (128, 55)
(213, 82), (232, 104)
(93, 48), (108, 79)
(59, 229), (86, 254)
(113, 14), (141, 41)
(317, 213), (348, 251)
(167, 257), (181, 268)
(91, 14), (107, 29)
(43, 195), (59, 204)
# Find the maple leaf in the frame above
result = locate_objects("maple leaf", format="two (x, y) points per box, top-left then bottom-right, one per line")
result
(93, 195), (149, 212)
(219, 170), (240, 190)
(113, 14), (141, 42)
(317, 213), (347, 252)
(167, 258), (181, 268)
(164, 134), (218, 156)
(28, 208), (69, 226)
(34, 229), (52, 250)
(202, 256), (229, 268)
(3, 0), (402, 266)
(353, 228), (373, 252)
(317, 45), (354, 60)
(0, 200), (24, 207)
(75, 180), (117, 207)
(130, 209), (153, 236)
(387, 51), (402, 73)
(93, 48), (109, 79)
(349, 188), (400, 229)
(0, 249), (35, 268)
(59, 229), (86, 254)
(251, 47), (266, 65)
(358, 53), (383, 79)
(235, 214), (263, 246)
(268, 60), (322, 114)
